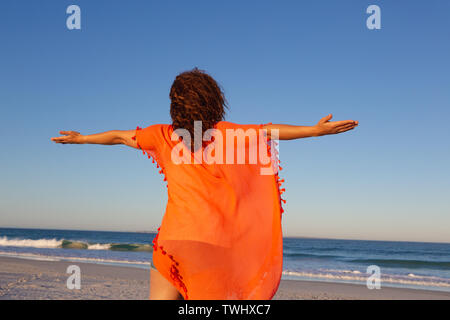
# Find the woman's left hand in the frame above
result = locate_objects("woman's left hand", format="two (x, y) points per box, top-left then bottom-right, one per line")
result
(51, 131), (84, 144)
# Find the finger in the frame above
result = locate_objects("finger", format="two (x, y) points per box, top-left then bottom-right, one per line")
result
(333, 122), (356, 130)
(334, 124), (357, 132)
(319, 114), (332, 124)
(60, 131), (72, 135)
(332, 120), (356, 127)
(52, 137), (68, 143)
(331, 124), (355, 134)
(335, 123), (357, 131)
(336, 126), (355, 133)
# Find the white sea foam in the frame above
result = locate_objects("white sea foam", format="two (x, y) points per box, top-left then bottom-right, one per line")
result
(0, 236), (149, 251)
(0, 237), (116, 251)
(87, 243), (111, 250)
(0, 251), (61, 261)
(0, 236), (61, 248)
(0, 251), (150, 266)
(282, 270), (450, 288)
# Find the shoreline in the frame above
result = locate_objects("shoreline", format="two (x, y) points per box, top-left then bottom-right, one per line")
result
(0, 256), (449, 300)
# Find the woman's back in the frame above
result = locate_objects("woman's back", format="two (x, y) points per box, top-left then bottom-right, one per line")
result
(134, 121), (284, 299)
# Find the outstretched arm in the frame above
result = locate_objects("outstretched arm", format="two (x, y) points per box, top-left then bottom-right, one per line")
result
(263, 114), (358, 140)
(50, 130), (139, 148)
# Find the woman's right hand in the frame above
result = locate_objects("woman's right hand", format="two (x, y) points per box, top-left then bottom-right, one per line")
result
(51, 131), (85, 144)
(314, 114), (358, 136)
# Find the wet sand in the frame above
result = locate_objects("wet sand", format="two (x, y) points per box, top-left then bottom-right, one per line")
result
(0, 256), (449, 300)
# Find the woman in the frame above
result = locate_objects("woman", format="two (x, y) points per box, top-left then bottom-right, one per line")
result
(51, 68), (358, 300)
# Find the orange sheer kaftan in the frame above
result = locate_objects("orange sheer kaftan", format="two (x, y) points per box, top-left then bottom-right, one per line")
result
(132, 121), (286, 300)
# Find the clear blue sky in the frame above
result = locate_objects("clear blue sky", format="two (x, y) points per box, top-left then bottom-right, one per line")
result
(1, 1), (449, 242)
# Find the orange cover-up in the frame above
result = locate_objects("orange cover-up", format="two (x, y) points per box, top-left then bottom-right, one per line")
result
(133, 121), (285, 300)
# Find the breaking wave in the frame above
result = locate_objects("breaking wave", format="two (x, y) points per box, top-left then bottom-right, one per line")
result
(0, 236), (153, 252)
(282, 269), (450, 289)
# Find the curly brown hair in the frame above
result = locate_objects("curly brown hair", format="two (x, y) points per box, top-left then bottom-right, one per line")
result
(170, 68), (227, 152)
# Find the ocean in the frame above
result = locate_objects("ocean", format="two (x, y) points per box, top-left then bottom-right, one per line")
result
(0, 227), (449, 292)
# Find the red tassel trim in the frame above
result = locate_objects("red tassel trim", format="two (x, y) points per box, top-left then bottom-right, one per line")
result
(262, 123), (286, 219)
(134, 126), (143, 151)
(152, 227), (188, 299)
(135, 125), (168, 186)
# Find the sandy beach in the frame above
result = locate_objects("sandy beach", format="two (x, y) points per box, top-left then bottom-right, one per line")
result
(0, 256), (449, 300)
